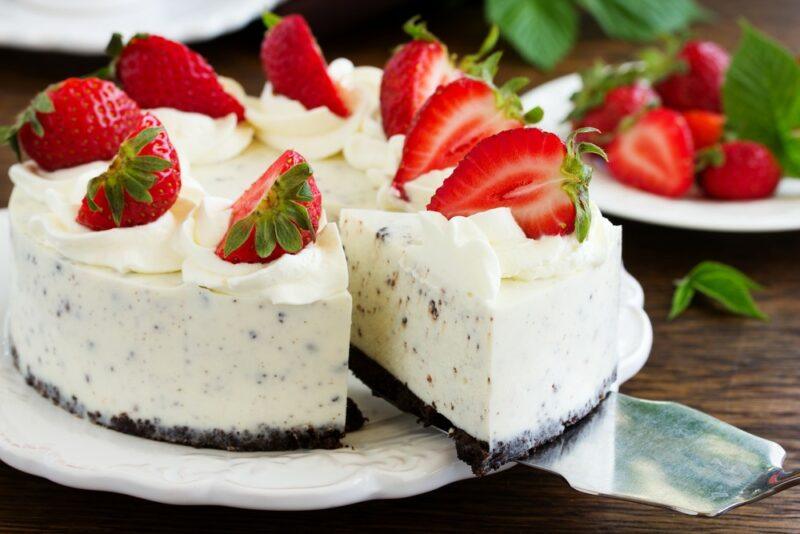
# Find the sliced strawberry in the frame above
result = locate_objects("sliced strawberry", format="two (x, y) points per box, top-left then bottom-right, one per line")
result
(108, 34), (245, 121)
(573, 82), (659, 146)
(380, 19), (457, 138)
(699, 141), (781, 200)
(76, 113), (181, 230)
(607, 108), (694, 198)
(380, 17), (499, 138)
(216, 150), (322, 264)
(392, 74), (538, 198)
(0, 77), (141, 171)
(260, 13), (350, 118)
(681, 110), (724, 149)
(654, 40), (730, 112)
(428, 127), (604, 242)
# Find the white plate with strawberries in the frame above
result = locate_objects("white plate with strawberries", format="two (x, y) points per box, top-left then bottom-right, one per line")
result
(0, 207), (652, 509)
(523, 30), (800, 233)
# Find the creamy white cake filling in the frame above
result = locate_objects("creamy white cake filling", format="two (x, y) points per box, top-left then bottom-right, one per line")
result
(7, 159), (352, 437)
(340, 207), (621, 448)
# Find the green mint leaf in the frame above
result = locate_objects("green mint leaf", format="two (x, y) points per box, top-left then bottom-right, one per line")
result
(723, 22), (800, 176)
(668, 279), (695, 320)
(577, 0), (708, 42)
(274, 214), (302, 253)
(223, 217), (256, 257)
(669, 261), (767, 320)
(485, 0), (578, 71)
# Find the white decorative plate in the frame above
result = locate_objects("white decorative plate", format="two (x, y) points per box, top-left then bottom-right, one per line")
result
(0, 209), (651, 510)
(523, 75), (800, 233)
(0, 0), (279, 55)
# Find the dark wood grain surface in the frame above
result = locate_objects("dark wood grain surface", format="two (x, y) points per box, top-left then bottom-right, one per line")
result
(1, 0), (799, 531)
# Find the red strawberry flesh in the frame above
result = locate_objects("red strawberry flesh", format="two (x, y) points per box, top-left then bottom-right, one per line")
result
(607, 108), (694, 198)
(392, 77), (523, 198)
(428, 128), (600, 241)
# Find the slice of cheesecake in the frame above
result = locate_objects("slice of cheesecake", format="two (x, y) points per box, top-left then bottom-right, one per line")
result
(341, 127), (622, 474)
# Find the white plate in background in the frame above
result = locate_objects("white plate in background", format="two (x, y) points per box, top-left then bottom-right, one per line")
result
(523, 74), (800, 233)
(0, 0), (279, 55)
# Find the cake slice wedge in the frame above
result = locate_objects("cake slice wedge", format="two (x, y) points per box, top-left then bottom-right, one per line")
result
(340, 128), (622, 474)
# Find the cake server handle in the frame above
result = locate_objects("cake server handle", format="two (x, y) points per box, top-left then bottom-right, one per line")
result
(516, 392), (799, 516)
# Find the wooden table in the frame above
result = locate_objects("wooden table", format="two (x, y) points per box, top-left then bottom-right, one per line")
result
(0, 0), (798, 531)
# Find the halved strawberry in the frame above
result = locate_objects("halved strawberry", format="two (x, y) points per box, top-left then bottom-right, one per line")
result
(260, 13), (350, 118)
(106, 34), (245, 121)
(216, 150), (322, 264)
(607, 108), (694, 198)
(76, 112), (180, 230)
(0, 77), (141, 171)
(392, 72), (540, 198)
(380, 17), (498, 138)
(681, 110), (724, 149)
(573, 82), (659, 147)
(428, 127), (604, 242)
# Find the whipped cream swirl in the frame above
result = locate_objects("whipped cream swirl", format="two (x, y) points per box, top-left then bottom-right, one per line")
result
(413, 204), (615, 300)
(246, 59), (383, 160)
(149, 77), (254, 166)
(9, 160), (204, 274)
(178, 196), (349, 304)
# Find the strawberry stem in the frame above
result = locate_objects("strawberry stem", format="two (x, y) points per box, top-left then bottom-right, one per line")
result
(84, 126), (171, 226)
(262, 11), (283, 30)
(402, 15), (439, 43)
(560, 127), (606, 243)
(0, 87), (55, 161)
(460, 25), (499, 73)
(220, 161), (317, 260)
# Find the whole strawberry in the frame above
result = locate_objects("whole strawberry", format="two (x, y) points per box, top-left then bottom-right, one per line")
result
(655, 40), (730, 112)
(428, 127), (604, 242)
(0, 77), (141, 171)
(573, 83), (659, 147)
(107, 33), (245, 121)
(216, 150), (322, 264)
(260, 13), (350, 118)
(699, 141), (781, 200)
(77, 113), (181, 230)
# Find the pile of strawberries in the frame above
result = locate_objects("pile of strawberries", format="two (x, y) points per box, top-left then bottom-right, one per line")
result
(570, 39), (782, 200)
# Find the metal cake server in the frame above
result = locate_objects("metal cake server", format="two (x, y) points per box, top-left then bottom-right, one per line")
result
(517, 392), (799, 516)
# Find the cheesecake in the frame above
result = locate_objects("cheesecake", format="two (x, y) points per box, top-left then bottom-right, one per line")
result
(4, 80), (353, 450)
(341, 127), (622, 474)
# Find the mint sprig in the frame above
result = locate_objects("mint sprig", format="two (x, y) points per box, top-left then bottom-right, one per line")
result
(669, 261), (767, 320)
(485, 0), (707, 71)
(723, 22), (800, 176)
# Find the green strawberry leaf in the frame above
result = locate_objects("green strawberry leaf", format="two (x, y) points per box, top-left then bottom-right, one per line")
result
(669, 261), (767, 320)
(274, 213), (302, 253)
(223, 216), (256, 257)
(255, 217), (277, 258)
(577, 0), (708, 42)
(485, 0), (579, 71)
(723, 22), (800, 176)
(668, 279), (695, 320)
